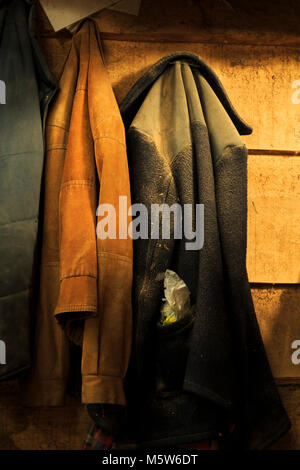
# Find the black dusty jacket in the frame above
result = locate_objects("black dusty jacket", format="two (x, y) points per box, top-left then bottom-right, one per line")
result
(120, 52), (291, 449)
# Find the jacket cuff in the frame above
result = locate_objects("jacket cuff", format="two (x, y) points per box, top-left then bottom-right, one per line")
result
(82, 374), (126, 406)
(54, 275), (98, 320)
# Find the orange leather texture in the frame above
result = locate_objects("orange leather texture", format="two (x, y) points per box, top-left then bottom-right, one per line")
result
(22, 20), (133, 407)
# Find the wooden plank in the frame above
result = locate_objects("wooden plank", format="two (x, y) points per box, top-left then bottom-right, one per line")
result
(37, 0), (300, 47)
(249, 150), (300, 156)
(252, 287), (300, 379)
(247, 154), (300, 283)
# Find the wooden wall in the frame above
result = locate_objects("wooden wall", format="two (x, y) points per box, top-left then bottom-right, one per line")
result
(0, 0), (299, 450)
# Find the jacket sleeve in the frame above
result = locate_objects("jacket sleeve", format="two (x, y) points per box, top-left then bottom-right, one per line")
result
(54, 27), (98, 343)
(80, 23), (133, 406)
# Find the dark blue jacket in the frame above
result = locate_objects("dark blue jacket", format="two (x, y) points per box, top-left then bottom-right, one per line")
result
(0, 0), (56, 379)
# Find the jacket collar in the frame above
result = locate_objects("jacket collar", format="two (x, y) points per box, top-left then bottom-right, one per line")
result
(120, 51), (252, 136)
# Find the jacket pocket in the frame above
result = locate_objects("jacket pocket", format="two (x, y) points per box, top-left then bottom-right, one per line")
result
(156, 313), (195, 395)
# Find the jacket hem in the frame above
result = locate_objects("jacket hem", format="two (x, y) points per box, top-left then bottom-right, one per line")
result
(250, 417), (291, 450)
(183, 380), (232, 410)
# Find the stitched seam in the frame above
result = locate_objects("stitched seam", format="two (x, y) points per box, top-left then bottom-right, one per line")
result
(93, 115), (122, 126)
(215, 143), (247, 168)
(93, 116), (124, 143)
(0, 150), (40, 160)
(97, 251), (132, 263)
(60, 273), (97, 280)
(0, 217), (37, 227)
(56, 305), (97, 311)
(0, 288), (30, 299)
(28, 378), (69, 382)
(84, 373), (124, 379)
(44, 261), (59, 267)
(94, 136), (125, 147)
(61, 180), (95, 189)
(47, 124), (69, 132)
(46, 146), (67, 152)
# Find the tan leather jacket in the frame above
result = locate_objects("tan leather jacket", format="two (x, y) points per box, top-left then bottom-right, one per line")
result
(23, 20), (133, 407)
